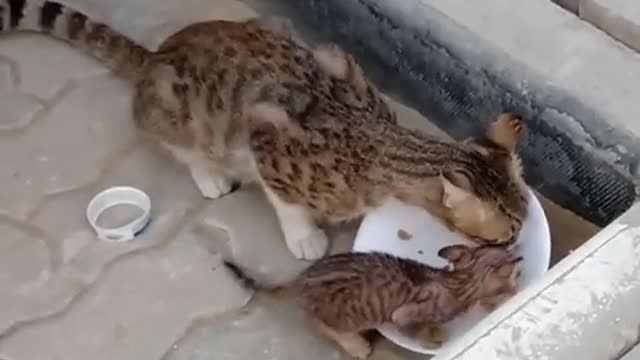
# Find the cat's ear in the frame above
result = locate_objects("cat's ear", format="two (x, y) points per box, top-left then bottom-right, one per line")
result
(440, 171), (474, 208)
(437, 245), (472, 267)
(313, 44), (368, 93)
(487, 112), (524, 153)
(313, 44), (351, 80)
(248, 16), (296, 40)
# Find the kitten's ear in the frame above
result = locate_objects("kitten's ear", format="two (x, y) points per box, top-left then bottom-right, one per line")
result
(437, 245), (472, 267)
(440, 171), (474, 208)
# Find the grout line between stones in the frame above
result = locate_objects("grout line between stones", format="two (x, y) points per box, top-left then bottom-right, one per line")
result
(0, 55), (21, 89)
(158, 305), (254, 360)
(0, 201), (206, 345)
(0, 93), (46, 132)
(0, 70), (116, 136)
(0, 214), (56, 276)
(24, 140), (140, 222)
(0, 81), (74, 138)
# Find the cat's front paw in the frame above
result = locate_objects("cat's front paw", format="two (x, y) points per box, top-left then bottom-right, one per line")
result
(195, 174), (232, 200)
(285, 228), (329, 260)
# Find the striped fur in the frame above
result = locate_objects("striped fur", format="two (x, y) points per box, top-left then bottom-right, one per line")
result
(224, 244), (522, 357)
(0, 0), (149, 79)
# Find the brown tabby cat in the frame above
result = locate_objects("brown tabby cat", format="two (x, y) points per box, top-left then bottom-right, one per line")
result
(224, 244), (523, 358)
(0, 0), (529, 260)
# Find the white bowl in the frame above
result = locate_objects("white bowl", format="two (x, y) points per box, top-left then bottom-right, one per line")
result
(352, 189), (550, 355)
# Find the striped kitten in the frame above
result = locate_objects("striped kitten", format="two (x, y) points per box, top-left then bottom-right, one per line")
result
(224, 244), (523, 358)
(0, 0), (528, 261)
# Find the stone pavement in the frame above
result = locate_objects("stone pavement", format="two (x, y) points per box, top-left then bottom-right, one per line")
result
(0, 1), (429, 359)
(0, 0), (600, 359)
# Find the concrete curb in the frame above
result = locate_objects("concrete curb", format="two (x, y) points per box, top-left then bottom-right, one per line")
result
(580, 0), (640, 54)
(437, 204), (640, 360)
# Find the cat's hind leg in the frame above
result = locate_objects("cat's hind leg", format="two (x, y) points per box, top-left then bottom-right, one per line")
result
(313, 320), (372, 359)
(261, 183), (329, 260)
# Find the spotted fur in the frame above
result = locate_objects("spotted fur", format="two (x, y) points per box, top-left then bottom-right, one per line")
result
(0, 0), (529, 261)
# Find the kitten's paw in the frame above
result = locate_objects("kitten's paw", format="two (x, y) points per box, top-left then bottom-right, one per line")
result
(286, 228), (329, 260)
(480, 298), (499, 313)
(419, 326), (449, 350)
(194, 174), (232, 200)
(480, 291), (515, 312)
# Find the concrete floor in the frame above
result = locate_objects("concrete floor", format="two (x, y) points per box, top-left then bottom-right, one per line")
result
(0, 0), (600, 359)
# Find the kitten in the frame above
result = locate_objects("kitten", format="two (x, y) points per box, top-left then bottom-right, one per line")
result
(1, 1), (528, 261)
(224, 244), (523, 358)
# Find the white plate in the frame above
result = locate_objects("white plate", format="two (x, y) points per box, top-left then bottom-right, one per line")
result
(352, 189), (550, 355)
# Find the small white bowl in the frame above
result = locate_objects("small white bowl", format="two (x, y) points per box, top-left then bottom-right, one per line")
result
(352, 189), (550, 355)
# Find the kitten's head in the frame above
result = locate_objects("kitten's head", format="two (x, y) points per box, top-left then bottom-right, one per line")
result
(440, 112), (529, 245)
(438, 243), (523, 299)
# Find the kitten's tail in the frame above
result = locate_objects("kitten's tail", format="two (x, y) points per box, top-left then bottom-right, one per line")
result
(223, 260), (291, 298)
(0, 0), (151, 81)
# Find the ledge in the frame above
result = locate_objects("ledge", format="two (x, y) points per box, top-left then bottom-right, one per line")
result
(438, 203), (640, 360)
(580, 0), (640, 54)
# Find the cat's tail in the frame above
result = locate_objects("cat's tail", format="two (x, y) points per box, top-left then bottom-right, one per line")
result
(0, 0), (151, 81)
(222, 260), (292, 298)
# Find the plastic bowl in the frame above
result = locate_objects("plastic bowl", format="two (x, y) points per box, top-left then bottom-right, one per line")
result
(352, 189), (550, 355)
